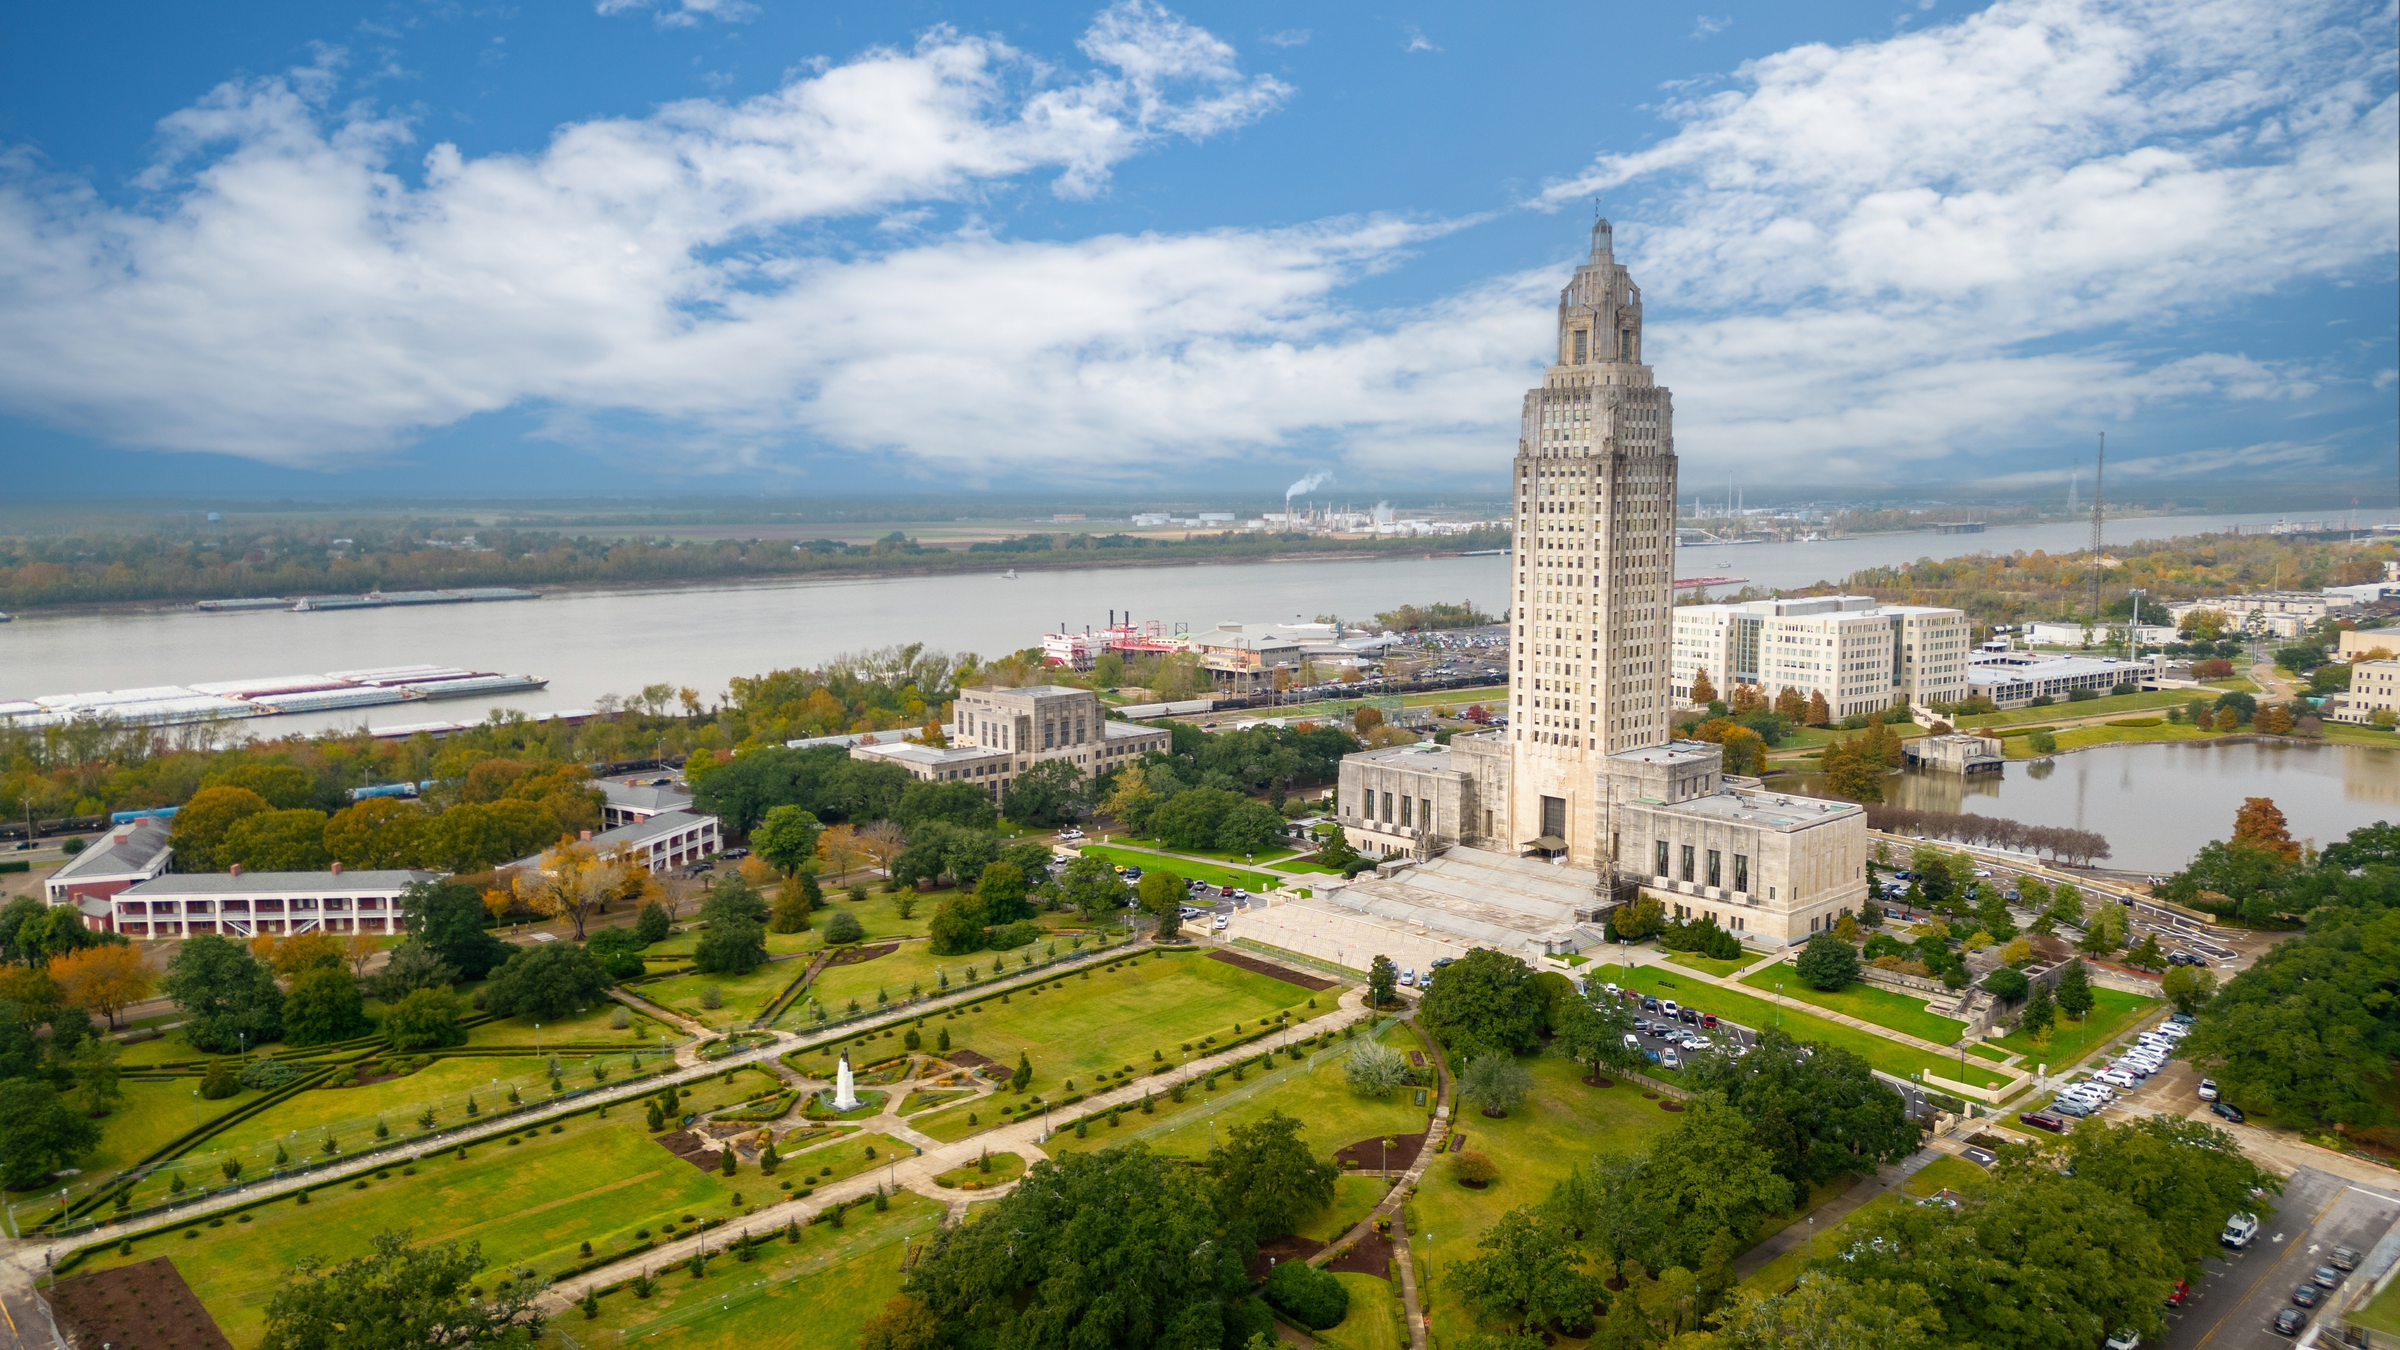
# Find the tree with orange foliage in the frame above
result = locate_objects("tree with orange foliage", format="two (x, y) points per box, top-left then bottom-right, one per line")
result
(508, 838), (628, 941)
(1773, 687), (1807, 721)
(48, 946), (153, 1029)
(346, 931), (382, 975)
(859, 821), (907, 880)
(2230, 797), (2300, 862)
(1688, 668), (1717, 706)
(816, 824), (868, 880)
(1805, 690), (1831, 727)
(253, 931), (345, 979)
(1730, 683), (1768, 714)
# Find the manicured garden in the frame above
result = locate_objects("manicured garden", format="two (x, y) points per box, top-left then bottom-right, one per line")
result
(81, 1070), (776, 1346)
(1984, 985), (2158, 1067)
(1318, 1271), (1407, 1350)
(1590, 965), (2015, 1091)
(1737, 964), (1967, 1045)
(637, 956), (812, 1027)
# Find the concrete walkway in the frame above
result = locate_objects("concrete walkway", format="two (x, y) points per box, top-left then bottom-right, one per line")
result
(1614, 945), (2009, 1071)
(1308, 1014), (1448, 1350)
(1727, 1145), (1950, 1282)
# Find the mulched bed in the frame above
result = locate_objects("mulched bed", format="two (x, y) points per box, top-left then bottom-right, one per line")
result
(1246, 1234), (1326, 1283)
(1326, 1230), (1396, 1279)
(1581, 1075), (1615, 1088)
(1660, 1099), (1686, 1112)
(652, 1128), (726, 1172)
(1207, 949), (1340, 991)
(1408, 1050), (1427, 1068)
(826, 943), (900, 967)
(1335, 1131), (1427, 1171)
(49, 1257), (233, 1350)
(946, 1049), (1004, 1072)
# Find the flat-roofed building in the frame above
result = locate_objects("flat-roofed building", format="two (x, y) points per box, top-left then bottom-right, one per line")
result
(510, 810), (720, 876)
(852, 686), (1169, 799)
(2327, 659), (2400, 725)
(1966, 651), (2160, 708)
(112, 865), (438, 939)
(2337, 630), (2400, 661)
(1670, 595), (1970, 719)
(44, 817), (174, 931)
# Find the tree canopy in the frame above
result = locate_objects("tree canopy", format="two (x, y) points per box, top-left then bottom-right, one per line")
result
(482, 943), (609, 1022)
(1686, 1030), (1921, 1190)
(1418, 949), (1543, 1059)
(1205, 1109), (1339, 1240)
(160, 935), (284, 1053)
(258, 1230), (545, 1350)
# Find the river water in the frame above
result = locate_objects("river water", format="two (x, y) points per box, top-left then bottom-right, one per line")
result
(0, 507), (2339, 737)
(1788, 740), (2399, 874)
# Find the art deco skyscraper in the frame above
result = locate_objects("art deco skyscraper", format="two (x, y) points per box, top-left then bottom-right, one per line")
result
(1506, 219), (1678, 867)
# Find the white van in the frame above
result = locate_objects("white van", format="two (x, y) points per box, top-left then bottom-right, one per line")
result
(1660, 1000), (1681, 1018)
(2221, 1213), (2259, 1249)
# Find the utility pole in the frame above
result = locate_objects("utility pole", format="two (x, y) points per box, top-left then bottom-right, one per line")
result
(2087, 432), (2107, 628)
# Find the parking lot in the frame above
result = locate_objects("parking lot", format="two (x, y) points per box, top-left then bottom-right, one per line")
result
(2159, 1166), (2400, 1349)
(1596, 983), (1936, 1119)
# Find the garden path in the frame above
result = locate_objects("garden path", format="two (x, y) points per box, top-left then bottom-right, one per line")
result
(1307, 1012), (1446, 1350)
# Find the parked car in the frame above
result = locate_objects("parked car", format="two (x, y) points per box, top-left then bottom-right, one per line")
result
(2052, 1099), (2093, 1118)
(1634, 1018), (1653, 1035)
(1122, 866), (1144, 881)
(1661, 999), (1681, 1017)
(2222, 1213), (2259, 1248)
(2018, 1110), (2067, 1133)
(1700, 1013), (1719, 1030)
(1603, 983), (1622, 998)
(1212, 916), (1229, 932)
(2165, 1280), (2191, 1308)
(1401, 968), (1418, 987)
(2168, 1011), (2196, 1025)
(2332, 1246), (2362, 1272)
(2212, 1101), (2247, 1124)
(2313, 1266), (2342, 1289)
(1623, 1033), (1643, 1053)
(2198, 1079), (2220, 1102)
(1643, 1048), (1662, 1065)
(721, 846), (750, 859)
(2272, 1308), (2306, 1337)
(2291, 1285), (2321, 1308)
(1660, 1048), (1682, 1070)
(2103, 1332), (2140, 1350)
(1642, 996), (1662, 1012)
(2098, 1071), (2138, 1089)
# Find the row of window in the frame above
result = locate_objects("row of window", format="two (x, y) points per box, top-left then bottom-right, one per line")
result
(1352, 790), (1435, 833)
(116, 896), (390, 915)
(1656, 840), (1750, 894)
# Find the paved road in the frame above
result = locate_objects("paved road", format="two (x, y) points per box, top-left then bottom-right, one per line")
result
(2161, 1166), (2400, 1350)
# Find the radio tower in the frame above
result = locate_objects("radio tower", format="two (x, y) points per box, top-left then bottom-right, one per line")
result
(2087, 432), (2107, 625)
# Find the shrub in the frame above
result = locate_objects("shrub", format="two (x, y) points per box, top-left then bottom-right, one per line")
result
(1795, 932), (1860, 990)
(237, 1055), (300, 1091)
(1264, 1258), (1351, 1330)
(822, 911), (866, 945)
(700, 987), (724, 1010)
(1452, 1151), (1498, 1185)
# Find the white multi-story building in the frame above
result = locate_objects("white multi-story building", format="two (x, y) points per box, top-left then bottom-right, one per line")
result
(1670, 595), (1971, 718)
(850, 685), (1170, 799)
(2327, 660), (2400, 725)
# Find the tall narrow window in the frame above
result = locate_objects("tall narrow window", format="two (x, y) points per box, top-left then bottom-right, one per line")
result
(1574, 329), (1588, 362)
(1540, 796), (1566, 843)
(1400, 797), (1414, 828)
(1733, 854), (1749, 894)
(1381, 792), (1394, 823)
(1706, 850), (1722, 888)
(1680, 845), (1695, 883)
(1422, 800), (1435, 834)
(1655, 840), (1670, 878)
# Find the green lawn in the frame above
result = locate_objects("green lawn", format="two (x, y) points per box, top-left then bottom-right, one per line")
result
(1415, 1055), (1669, 1348)
(88, 1084), (772, 1347)
(1984, 986), (2159, 1069)
(785, 941), (975, 1024)
(1736, 1155), (1989, 1295)
(1295, 1176), (1390, 1244)
(459, 996), (672, 1047)
(1738, 965), (1966, 1045)
(81, 1078), (262, 1181)
(1097, 835), (1299, 865)
(637, 957), (812, 1028)
(1959, 689), (2191, 729)
(1967, 1042), (2012, 1063)
(581, 1191), (943, 1350)
(1318, 1272), (1407, 1350)
(1667, 951), (1755, 979)
(1592, 966), (2014, 1091)
(1048, 1020), (1427, 1162)
(929, 952), (1323, 1100)
(2355, 1272), (2400, 1337)
(1074, 844), (1280, 893)
(643, 926), (818, 959)
(782, 1132), (917, 1191)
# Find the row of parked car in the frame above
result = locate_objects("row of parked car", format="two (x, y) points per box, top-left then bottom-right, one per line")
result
(2029, 1014), (2201, 1121)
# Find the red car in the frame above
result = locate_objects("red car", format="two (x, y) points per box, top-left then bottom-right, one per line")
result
(2165, 1279), (2191, 1308)
(2018, 1110), (2067, 1133)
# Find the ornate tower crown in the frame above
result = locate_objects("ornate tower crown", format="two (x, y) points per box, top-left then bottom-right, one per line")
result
(1556, 217), (1642, 369)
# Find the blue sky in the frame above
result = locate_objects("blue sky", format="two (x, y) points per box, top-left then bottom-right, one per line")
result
(0, 0), (2392, 501)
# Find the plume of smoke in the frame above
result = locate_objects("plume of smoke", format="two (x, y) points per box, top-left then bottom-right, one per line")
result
(1284, 471), (1333, 514)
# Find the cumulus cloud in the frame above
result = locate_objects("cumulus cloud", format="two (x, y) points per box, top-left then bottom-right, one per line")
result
(0, 0), (2387, 488)
(1544, 0), (2397, 479)
(596, 0), (759, 28)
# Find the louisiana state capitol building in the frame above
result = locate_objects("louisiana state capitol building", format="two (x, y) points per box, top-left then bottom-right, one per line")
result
(1327, 222), (1871, 952)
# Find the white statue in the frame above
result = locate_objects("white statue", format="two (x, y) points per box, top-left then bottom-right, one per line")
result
(833, 1050), (860, 1111)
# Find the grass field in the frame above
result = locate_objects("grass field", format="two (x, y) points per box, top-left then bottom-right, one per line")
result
(460, 995), (674, 1047)
(1295, 1176), (1389, 1244)
(1666, 952), (1755, 979)
(82, 1079), (262, 1181)
(934, 953), (1323, 1099)
(2010, 721), (2217, 757)
(1047, 1020), (1427, 1163)
(1736, 1154), (1989, 1295)
(88, 1075), (775, 1346)
(644, 926), (818, 960)
(783, 1132), (916, 1191)
(1985, 986), (2159, 1067)
(1415, 1055), (1669, 1348)
(2356, 1274), (2400, 1337)
(785, 942), (972, 1025)
(1738, 965), (1967, 1045)
(1959, 689), (2191, 729)
(1318, 1272), (1407, 1350)
(1097, 835), (1299, 865)
(638, 957), (812, 1028)
(1967, 1042), (2012, 1063)
(1075, 844), (1279, 892)
(1592, 965), (2014, 1091)
(583, 1191), (943, 1350)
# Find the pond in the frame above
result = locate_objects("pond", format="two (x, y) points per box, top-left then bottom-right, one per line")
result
(1779, 739), (2399, 874)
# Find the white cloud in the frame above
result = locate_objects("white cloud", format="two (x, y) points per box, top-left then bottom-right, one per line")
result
(1403, 26), (1440, 53)
(1692, 16), (1732, 39)
(1261, 29), (1311, 48)
(596, 0), (759, 29)
(1543, 0), (2396, 479)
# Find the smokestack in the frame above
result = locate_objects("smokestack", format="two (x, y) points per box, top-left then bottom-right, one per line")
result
(228, 864), (243, 877)
(580, 829), (594, 842)
(329, 860), (342, 875)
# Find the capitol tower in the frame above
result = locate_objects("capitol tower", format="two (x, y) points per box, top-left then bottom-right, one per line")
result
(1507, 217), (1678, 865)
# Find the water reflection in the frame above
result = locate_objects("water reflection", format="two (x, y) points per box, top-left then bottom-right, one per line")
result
(1783, 741), (2398, 872)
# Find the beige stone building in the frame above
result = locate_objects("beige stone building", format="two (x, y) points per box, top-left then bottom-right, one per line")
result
(1670, 595), (1971, 719)
(2327, 659), (2400, 725)
(850, 684), (1169, 798)
(1327, 222), (1871, 953)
